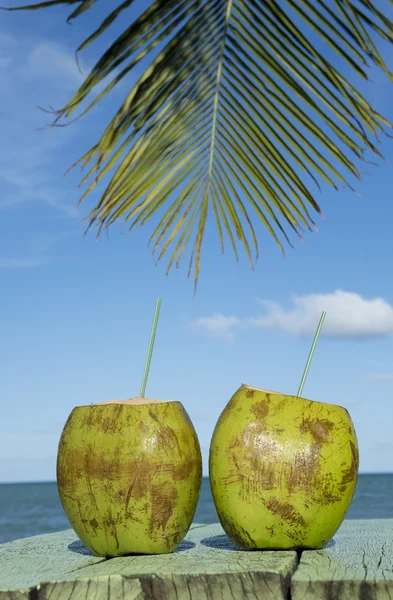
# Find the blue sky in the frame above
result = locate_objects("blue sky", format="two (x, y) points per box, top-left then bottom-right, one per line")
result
(1, 2), (393, 482)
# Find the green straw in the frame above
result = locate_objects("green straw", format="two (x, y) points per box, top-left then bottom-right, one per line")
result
(297, 311), (326, 397)
(139, 298), (162, 398)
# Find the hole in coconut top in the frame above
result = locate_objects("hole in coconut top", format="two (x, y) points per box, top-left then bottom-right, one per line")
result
(242, 384), (282, 396)
(96, 398), (174, 406)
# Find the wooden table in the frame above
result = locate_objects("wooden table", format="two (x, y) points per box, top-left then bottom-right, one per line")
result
(1, 520), (392, 599)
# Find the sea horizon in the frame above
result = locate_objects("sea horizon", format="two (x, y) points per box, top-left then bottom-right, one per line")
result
(1, 474), (393, 544)
(1, 472), (393, 485)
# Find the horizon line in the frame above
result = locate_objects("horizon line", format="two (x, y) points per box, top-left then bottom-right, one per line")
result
(1, 472), (392, 485)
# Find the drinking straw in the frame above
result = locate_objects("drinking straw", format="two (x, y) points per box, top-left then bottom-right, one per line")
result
(297, 311), (326, 397)
(139, 298), (162, 397)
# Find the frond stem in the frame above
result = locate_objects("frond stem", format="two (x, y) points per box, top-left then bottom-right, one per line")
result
(206, 0), (233, 186)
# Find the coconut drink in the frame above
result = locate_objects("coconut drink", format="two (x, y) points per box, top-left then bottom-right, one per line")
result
(209, 311), (359, 549)
(57, 396), (202, 557)
(57, 298), (202, 557)
(209, 385), (358, 549)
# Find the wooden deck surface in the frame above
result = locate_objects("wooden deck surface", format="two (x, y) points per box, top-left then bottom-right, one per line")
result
(0, 519), (392, 599)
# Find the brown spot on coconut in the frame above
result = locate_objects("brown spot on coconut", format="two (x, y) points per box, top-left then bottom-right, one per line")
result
(149, 484), (178, 533)
(265, 498), (306, 527)
(251, 399), (270, 420)
(339, 441), (359, 493)
(299, 417), (335, 444)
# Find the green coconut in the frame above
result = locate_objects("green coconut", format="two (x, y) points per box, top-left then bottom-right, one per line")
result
(57, 398), (202, 557)
(209, 385), (359, 550)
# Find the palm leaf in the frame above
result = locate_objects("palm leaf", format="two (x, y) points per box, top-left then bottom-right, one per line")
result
(3, 0), (393, 290)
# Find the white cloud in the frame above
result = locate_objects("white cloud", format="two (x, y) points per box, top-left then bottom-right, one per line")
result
(194, 290), (393, 341)
(0, 32), (83, 218)
(364, 373), (393, 383)
(24, 41), (85, 88)
(0, 28), (121, 223)
(0, 31), (84, 88)
(194, 314), (241, 340)
(249, 290), (393, 339)
(0, 257), (52, 269)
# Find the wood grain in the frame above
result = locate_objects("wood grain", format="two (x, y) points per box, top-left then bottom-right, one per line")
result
(0, 523), (297, 599)
(291, 519), (393, 600)
(3, 520), (392, 599)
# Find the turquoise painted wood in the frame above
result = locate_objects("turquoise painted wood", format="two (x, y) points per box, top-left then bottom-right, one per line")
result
(292, 519), (393, 600)
(1, 520), (392, 599)
(0, 523), (297, 599)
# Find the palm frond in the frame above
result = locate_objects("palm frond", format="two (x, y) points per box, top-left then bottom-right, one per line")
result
(1, 0), (97, 21)
(3, 0), (393, 290)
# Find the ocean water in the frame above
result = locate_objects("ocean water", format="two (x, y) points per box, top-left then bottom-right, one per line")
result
(0, 475), (392, 544)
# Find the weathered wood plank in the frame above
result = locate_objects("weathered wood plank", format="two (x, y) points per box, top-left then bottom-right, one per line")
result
(0, 529), (106, 599)
(4, 519), (391, 599)
(0, 524), (297, 600)
(291, 519), (393, 600)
